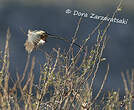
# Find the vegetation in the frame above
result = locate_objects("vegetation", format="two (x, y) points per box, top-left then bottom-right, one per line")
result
(0, 1), (133, 110)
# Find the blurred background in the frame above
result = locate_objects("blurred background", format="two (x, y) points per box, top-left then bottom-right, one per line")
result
(0, 0), (134, 96)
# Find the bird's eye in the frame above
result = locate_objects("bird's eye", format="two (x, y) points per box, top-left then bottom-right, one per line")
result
(40, 33), (48, 39)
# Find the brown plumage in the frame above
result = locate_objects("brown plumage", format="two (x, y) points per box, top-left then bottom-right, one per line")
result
(24, 29), (83, 53)
(24, 30), (48, 53)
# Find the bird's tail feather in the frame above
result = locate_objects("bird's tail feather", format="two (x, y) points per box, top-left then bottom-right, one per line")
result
(47, 33), (82, 49)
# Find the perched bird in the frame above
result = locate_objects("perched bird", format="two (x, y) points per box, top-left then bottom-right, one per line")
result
(24, 29), (82, 53)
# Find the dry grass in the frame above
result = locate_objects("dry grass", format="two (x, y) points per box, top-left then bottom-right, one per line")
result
(0, 1), (133, 110)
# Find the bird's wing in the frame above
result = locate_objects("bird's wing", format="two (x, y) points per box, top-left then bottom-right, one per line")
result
(27, 30), (41, 46)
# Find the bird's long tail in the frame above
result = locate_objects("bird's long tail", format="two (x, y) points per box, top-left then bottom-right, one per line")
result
(47, 33), (82, 49)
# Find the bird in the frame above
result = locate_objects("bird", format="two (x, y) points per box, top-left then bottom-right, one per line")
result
(24, 30), (48, 53)
(24, 29), (83, 53)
